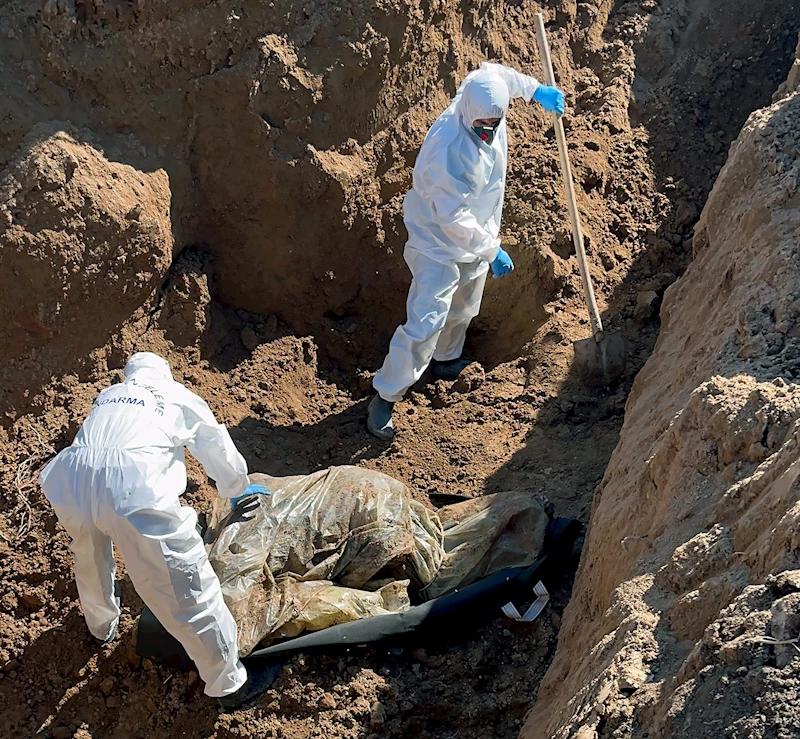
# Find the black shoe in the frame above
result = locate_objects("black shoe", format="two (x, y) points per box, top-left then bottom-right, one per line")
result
(431, 358), (475, 381)
(367, 394), (395, 440)
(218, 660), (282, 712)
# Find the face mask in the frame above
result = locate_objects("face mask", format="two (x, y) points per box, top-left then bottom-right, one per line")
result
(472, 120), (500, 146)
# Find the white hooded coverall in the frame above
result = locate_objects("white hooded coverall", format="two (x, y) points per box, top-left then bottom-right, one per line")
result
(373, 63), (540, 403)
(40, 353), (250, 697)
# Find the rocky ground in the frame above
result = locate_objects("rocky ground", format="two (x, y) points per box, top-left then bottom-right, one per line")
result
(0, 1), (798, 738)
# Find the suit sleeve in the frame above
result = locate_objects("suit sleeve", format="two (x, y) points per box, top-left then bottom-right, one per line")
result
(480, 61), (540, 101)
(178, 389), (250, 499)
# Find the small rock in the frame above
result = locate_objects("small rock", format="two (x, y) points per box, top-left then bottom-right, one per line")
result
(318, 693), (337, 711)
(634, 290), (659, 320)
(430, 380), (452, 409)
(550, 612), (562, 630)
(2, 659), (19, 673)
(142, 658), (155, 671)
(410, 648), (428, 663)
(451, 363), (485, 394)
(21, 592), (45, 611)
(767, 570), (800, 596)
(468, 646), (484, 665)
(241, 326), (259, 351)
(743, 667), (765, 697)
(99, 677), (115, 696)
(747, 442), (769, 464)
(369, 701), (387, 729)
(675, 201), (698, 229)
(52, 728), (72, 739)
(558, 399), (574, 415)
(618, 666), (646, 693)
(126, 204), (142, 221)
(738, 332), (768, 359)
(357, 370), (375, 394)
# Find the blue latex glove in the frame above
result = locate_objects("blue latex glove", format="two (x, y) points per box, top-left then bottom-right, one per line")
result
(230, 483), (270, 508)
(490, 248), (514, 279)
(533, 85), (565, 115)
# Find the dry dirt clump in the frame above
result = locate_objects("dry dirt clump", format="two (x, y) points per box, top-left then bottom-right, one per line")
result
(0, 0), (798, 738)
(0, 123), (173, 419)
(524, 70), (800, 739)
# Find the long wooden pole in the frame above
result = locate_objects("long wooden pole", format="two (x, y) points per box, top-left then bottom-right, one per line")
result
(534, 13), (604, 342)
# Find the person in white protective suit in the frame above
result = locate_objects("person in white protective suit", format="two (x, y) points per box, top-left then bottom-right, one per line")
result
(368, 62), (564, 439)
(40, 352), (273, 710)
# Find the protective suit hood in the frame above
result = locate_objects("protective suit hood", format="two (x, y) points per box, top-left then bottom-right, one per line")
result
(401, 62), (539, 264)
(457, 69), (510, 128)
(123, 352), (173, 381)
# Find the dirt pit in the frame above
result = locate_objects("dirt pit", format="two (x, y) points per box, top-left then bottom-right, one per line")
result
(0, 0), (798, 738)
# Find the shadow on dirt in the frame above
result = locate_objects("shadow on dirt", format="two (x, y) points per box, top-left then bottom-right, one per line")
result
(229, 400), (387, 478)
(484, 0), (799, 512)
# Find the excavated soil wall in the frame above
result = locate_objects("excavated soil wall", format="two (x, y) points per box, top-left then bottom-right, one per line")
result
(0, 1), (798, 738)
(524, 41), (800, 739)
(1, 0), (793, 415)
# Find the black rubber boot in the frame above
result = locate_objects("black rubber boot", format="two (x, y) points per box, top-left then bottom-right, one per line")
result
(366, 394), (395, 440)
(431, 358), (474, 381)
(218, 660), (282, 712)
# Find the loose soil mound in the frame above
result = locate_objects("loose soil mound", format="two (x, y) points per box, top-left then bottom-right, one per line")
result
(524, 58), (800, 739)
(0, 1), (797, 738)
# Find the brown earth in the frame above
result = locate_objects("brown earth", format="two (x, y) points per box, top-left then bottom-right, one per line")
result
(0, 1), (798, 738)
(524, 44), (800, 739)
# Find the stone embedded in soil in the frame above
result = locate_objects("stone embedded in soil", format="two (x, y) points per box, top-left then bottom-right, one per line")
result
(618, 666), (647, 693)
(241, 326), (259, 351)
(99, 677), (115, 696)
(357, 371), (375, 394)
(429, 380), (453, 409)
(20, 592), (45, 611)
(369, 701), (388, 729)
(318, 693), (337, 711)
(451, 363), (486, 395)
(634, 290), (659, 320)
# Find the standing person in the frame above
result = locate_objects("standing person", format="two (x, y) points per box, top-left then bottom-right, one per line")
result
(40, 352), (272, 709)
(367, 62), (564, 439)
